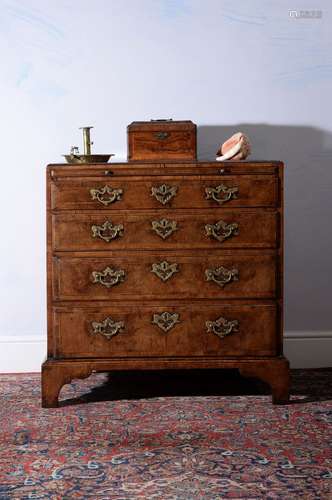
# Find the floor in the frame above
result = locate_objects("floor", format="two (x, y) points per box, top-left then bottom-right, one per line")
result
(0, 369), (331, 499)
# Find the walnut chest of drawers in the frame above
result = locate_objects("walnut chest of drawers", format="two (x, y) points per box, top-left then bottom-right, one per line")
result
(42, 161), (290, 407)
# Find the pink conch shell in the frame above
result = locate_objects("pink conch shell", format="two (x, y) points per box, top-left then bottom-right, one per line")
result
(216, 132), (251, 161)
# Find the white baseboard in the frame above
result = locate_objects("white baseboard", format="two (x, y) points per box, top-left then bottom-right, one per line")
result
(0, 333), (331, 373)
(283, 331), (332, 369)
(0, 336), (47, 373)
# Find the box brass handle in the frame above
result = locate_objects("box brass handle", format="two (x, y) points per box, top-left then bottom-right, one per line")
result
(205, 265), (239, 288)
(152, 311), (180, 333)
(206, 316), (239, 339)
(91, 316), (125, 340)
(91, 266), (126, 288)
(151, 184), (178, 205)
(91, 220), (124, 242)
(154, 131), (169, 140)
(90, 185), (123, 206)
(205, 220), (239, 243)
(205, 183), (238, 205)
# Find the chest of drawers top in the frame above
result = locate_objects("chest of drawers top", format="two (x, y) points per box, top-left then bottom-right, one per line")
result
(48, 161), (281, 176)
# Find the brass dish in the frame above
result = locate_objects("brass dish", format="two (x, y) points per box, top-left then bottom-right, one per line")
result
(64, 153), (114, 164)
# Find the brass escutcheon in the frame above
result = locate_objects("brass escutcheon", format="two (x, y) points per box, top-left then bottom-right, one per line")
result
(91, 316), (125, 340)
(90, 185), (123, 206)
(205, 220), (239, 243)
(151, 218), (178, 239)
(91, 266), (126, 288)
(205, 265), (239, 288)
(154, 131), (169, 140)
(205, 183), (238, 205)
(152, 311), (180, 333)
(151, 184), (178, 205)
(206, 316), (239, 339)
(151, 260), (179, 282)
(91, 220), (124, 243)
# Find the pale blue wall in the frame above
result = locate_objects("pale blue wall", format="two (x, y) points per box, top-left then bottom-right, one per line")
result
(0, 0), (331, 337)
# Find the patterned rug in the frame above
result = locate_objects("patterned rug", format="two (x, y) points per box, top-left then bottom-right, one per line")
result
(0, 369), (331, 499)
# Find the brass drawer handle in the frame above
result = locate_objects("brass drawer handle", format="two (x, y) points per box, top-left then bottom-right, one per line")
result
(206, 316), (239, 339)
(205, 265), (239, 288)
(91, 316), (125, 340)
(90, 185), (123, 206)
(91, 266), (126, 288)
(154, 131), (169, 140)
(151, 260), (179, 282)
(152, 311), (180, 333)
(205, 183), (238, 205)
(151, 218), (178, 239)
(151, 184), (178, 205)
(205, 220), (239, 242)
(91, 220), (124, 242)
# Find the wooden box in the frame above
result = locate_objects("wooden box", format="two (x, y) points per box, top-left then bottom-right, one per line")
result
(127, 119), (197, 161)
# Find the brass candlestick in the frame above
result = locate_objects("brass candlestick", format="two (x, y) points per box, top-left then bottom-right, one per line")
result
(80, 126), (93, 155)
(63, 127), (114, 164)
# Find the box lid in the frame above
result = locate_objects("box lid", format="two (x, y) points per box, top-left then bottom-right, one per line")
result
(127, 119), (196, 132)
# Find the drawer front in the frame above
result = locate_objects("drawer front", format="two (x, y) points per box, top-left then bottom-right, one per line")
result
(54, 303), (277, 358)
(53, 210), (278, 251)
(53, 253), (277, 300)
(128, 131), (196, 161)
(51, 175), (278, 210)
